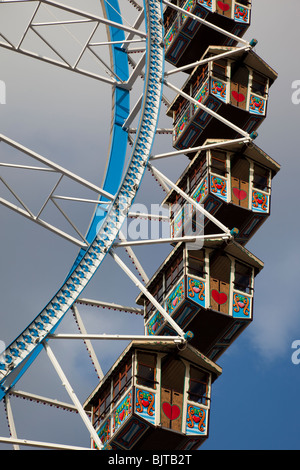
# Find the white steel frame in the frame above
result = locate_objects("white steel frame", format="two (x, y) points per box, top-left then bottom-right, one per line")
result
(0, 0), (258, 450)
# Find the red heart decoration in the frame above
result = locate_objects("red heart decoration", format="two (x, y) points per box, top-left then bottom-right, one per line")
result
(142, 399), (149, 408)
(233, 187), (247, 201)
(212, 290), (228, 305)
(119, 410), (125, 421)
(162, 402), (181, 421)
(193, 415), (200, 423)
(217, 1), (230, 12)
(232, 91), (245, 103)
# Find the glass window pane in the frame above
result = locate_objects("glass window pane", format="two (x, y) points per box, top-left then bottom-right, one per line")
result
(234, 262), (252, 293)
(252, 72), (267, 96)
(253, 164), (269, 191)
(137, 353), (156, 389)
(213, 59), (227, 80)
(211, 150), (227, 176)
(188, 366), (209, 405)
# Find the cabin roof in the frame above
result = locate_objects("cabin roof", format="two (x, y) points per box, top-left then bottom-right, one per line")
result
(83, 340), (222, 410)
(167, 45), (278, 114)
(162, 139), (280, 205)
(135, 239), (264, 305)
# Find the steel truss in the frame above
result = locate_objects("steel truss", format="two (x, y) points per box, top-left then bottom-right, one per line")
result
(0, 0), (259, 450)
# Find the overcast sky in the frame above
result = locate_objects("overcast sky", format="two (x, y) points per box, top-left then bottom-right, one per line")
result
(0, 0), (300, 450)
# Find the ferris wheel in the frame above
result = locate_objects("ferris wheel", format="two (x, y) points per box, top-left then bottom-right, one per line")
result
(0, 0), (278, 450)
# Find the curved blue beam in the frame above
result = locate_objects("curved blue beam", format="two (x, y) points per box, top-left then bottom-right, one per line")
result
(0, 0), (130, 396)
(0, 0), (164, 400)
(70, 0), (130, 271)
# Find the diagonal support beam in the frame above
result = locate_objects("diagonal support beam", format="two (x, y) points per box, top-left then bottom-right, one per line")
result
(0, 197), (87, 247)
(0, 41), (118, 85)
(128, 211), (169, 221)
(0, 436), (90, 451)
(4, 395), (20, 451)
(48, 334), (183, 343)
(9, 389), (79, 413)
(122, 94), (143, 130)
(75, 298), (143, 315)
(72, 305), (104, 380)
(119, 230), (149, 283)
(164, 45), (252, 77)
(18, 0), (148, 38)
(150, 137), (251, 160)
(164, 80), (251, 139)
(148, 163), (232, 235)
(125, 53), (146, 89)
(0, 134), (115, 201)
(110, 249), (187, 340)
(43, 341), (103, 450)
(114, 233), (231, 248)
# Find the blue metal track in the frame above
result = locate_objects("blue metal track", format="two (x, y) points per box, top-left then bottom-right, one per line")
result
(0, 0), (164, 400)
(70, 0), (130, 272)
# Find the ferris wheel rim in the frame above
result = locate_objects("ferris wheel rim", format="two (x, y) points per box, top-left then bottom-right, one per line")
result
(0, 0), (165, 400)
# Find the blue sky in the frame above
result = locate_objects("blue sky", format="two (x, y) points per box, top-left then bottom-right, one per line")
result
(0, 0), (300, 450)
(203, 0), (300, 449)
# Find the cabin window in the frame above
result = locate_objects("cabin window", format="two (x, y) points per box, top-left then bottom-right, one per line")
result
(172, 181), (188, 212)
(192, 65), (208, 95)
(136, 352), (157, 389)
(212, 59), (227, 81)
(187, 250), (206, 278)
(210, 150), (227, 176)
(253, 164), (269, 191)
(153, 277), (164, 303)
(234, 261), (253, 293)
(189, 152), (207, 193)
(188, 366), (209, 406)
(164, 0), (186, 29)
(251, 72), (268, 97)
(161, 356), (185, 394)
(231, 65), (249, 89)
(113, 360), (132, 404)
(174, 98), (188, 125)
(145, 278), (163, 319)
(165, 252), (184, 292)
(231, 156), (250, 182)
(210, 254), (231, 284)
(94, 386), (111, 426)
(237, 0), (250, 6)
(145, 299), (155, 319)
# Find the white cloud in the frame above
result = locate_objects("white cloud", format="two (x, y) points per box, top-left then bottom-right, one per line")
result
(248, 251), (300, 361)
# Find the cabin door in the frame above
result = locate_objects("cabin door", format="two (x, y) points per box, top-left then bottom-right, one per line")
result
(161, 388), (183, 432)
(231, 176), (249, 209)
(216, 0), (232, 18)
(210, 278), (230, 314)
(230, 82), (248, 110)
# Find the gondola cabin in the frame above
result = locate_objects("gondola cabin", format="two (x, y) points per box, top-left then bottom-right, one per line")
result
(163, 139), (280, 244)
(168, 46), (277, 150)
(136, 240), (263, 361)
(84, 341), (222, 450)
(164, 0), (252, 68)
